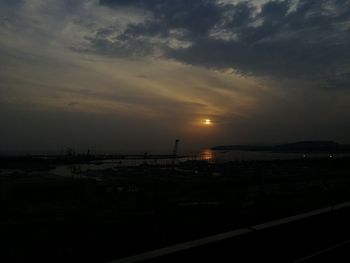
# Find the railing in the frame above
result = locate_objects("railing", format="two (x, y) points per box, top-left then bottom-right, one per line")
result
(108, 201), (350, 263)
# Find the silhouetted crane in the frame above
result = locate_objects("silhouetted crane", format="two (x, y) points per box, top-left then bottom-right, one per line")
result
(172, 139), (180, 169)
(172, 139), (179, 157)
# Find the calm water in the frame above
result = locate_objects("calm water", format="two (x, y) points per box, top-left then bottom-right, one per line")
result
(50, 150), (350, 177)
(1, 150), (350, 178)
(206, 149), (350, 162)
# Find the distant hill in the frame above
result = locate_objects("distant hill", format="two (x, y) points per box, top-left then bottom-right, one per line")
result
(211, 145), (271, 152)
(212, 141), (350, 153)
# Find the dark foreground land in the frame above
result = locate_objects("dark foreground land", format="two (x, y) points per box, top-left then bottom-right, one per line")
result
(1, 156), (350, 262)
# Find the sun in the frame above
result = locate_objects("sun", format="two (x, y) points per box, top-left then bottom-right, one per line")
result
(203, 119), (212, 125)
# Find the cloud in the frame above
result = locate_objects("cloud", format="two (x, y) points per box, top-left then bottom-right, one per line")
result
(100, 0), (223, 36)
(4, 0), (348, 87)
(1, 0), (350, 153)
(93, 0), (350, 87)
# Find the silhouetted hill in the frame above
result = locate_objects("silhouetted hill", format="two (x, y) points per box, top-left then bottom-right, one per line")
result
(212, 141), (350, 153)
(211, 145), (271, 151)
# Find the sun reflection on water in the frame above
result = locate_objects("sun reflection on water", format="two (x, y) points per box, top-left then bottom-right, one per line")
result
(200, 149), (215, 161)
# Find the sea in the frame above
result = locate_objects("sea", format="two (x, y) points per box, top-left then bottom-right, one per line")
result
(202, 149), (350, 162)
(1, 149), (350, 178)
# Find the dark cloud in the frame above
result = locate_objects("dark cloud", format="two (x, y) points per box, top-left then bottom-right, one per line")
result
(93, 0), (350, 87)
(100, 0), (223, 35)
(0, 0), (22, 8)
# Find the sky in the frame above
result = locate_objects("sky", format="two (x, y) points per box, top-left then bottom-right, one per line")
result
(1, 0), (350, 154)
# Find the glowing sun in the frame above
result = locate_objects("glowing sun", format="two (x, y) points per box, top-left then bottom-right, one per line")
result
(203, 119), (212, 125)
